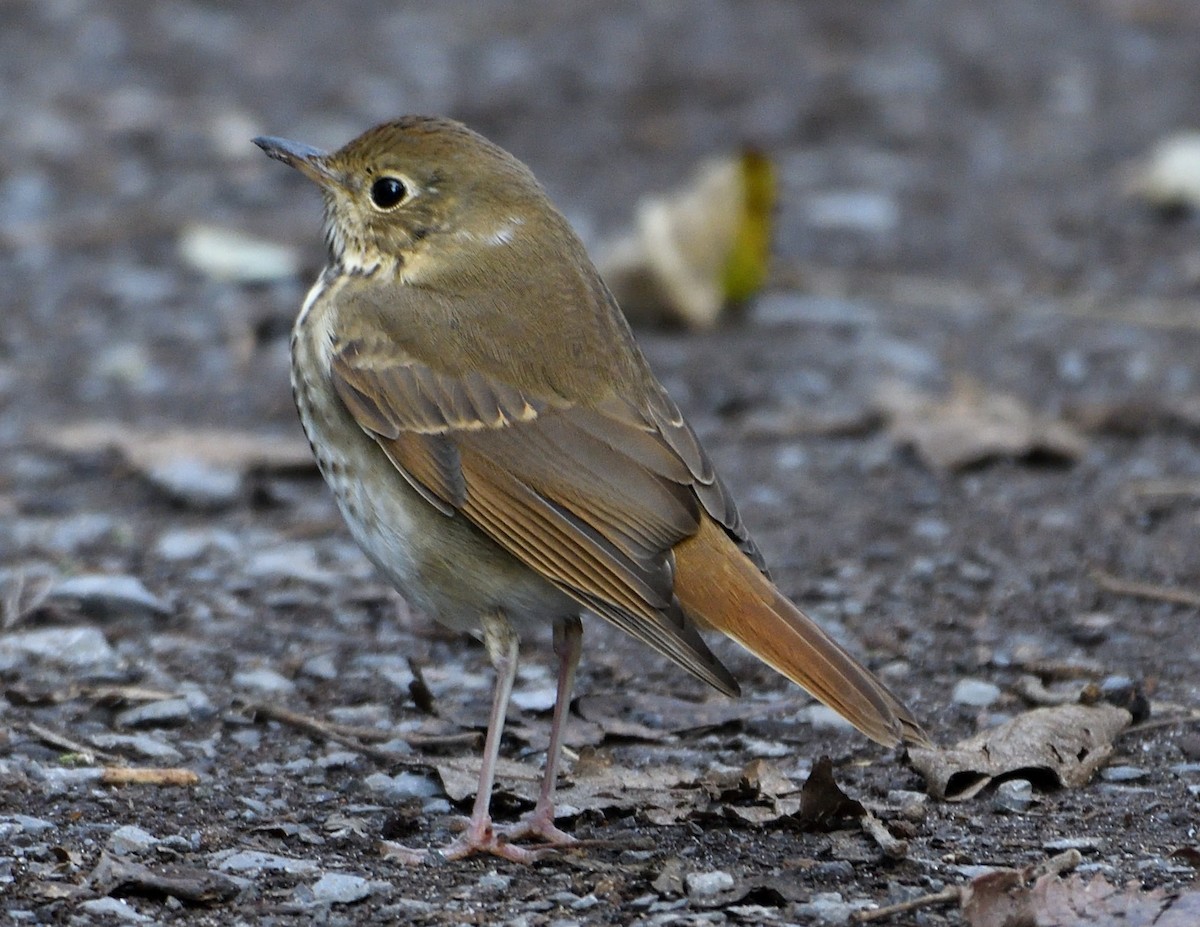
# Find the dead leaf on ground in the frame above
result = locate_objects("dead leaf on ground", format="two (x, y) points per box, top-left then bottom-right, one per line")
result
(39, 422), (314, 477)
(878, 377), (1086, 471)
(434, 755), (701, 820)
(965, 866), (1200, 927)
(910, 703), (1131, 800)
(598, 150), (775, 328)
(795, 755), (866, 829)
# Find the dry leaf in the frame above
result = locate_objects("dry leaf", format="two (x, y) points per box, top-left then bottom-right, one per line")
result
(575, 691), (764, 742)
(795, 756), (865, 829)
(434, 756), (699, 819)
(910, 703), (1131, 801)
(598, 150), (776, 328)
(878, 378), (1086, 471)
(965, 868), (1200, 927)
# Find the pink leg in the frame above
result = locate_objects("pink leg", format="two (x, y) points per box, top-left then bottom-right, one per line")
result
(381, 611), (545, 864)
(501, 615), (582, 845)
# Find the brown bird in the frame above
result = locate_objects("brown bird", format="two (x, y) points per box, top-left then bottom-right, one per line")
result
(254, 117), (927, 863)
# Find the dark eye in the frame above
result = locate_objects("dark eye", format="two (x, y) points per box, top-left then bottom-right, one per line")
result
(369, 176), (408, 209)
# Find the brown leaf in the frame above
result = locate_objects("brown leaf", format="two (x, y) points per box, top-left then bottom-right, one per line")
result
(910, 703), (1131, 800)
(795, 756), (865, 830)
(434, 756), (700, 818)
(879, 378), (1086, 471)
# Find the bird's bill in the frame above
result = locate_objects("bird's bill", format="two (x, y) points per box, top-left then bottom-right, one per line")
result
(252, 135), (339, 188)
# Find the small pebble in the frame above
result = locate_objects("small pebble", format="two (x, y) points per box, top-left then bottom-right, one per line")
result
(310, 872), (374, 905)
(216, 850), (321, 874)
(90, 733), (183, 763)
(0, 626), (117, 668)
(115, 698), (193, 729)
(685, 869), (735, 898)
(107, 824), (159, 855)
(5, 815), (55, 836)
(78, 897), (152, 923)
(363, 771), (442, 802)
(477, 872), (513, 893)
(1101, 765), (1149, 783)
(232, 667), (296, 694)
(1043, 836), (1103, 853)
(993, 779), (1034, 813)
(47, 574), (171, 619)
(145, 459), (242, 509)
(952, 678), (1002, 708)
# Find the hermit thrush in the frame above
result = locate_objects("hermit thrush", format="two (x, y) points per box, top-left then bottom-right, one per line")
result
(254, 117), (927, 864)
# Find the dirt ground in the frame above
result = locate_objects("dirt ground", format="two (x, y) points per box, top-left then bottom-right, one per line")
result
(3, 2), (1200, 924)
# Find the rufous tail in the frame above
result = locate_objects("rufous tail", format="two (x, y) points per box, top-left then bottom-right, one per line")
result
(674, 518), (929, 748)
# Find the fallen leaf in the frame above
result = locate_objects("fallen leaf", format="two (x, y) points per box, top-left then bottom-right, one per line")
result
(434, 756), (701, 819)
(598, 150), (776, 328)
(910, 703), (1131, 801)
(878, 378), (1086, 471)
(965, 868), (1200, 927)
(795, 756), (865, 829)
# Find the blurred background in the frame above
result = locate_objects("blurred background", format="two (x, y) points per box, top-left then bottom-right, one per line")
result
(3, 0), (1200, 435)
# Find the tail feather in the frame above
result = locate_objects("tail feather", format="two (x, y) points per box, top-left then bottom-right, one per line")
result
(674, 518), (929, 748)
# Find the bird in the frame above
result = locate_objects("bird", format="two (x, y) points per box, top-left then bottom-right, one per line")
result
(253, 116), (927, 863)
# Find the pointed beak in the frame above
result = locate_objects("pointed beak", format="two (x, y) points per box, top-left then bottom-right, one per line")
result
(252, 135), (340, 188)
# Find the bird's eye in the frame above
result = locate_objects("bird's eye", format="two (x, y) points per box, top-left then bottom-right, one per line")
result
(369, 176), (408, 210)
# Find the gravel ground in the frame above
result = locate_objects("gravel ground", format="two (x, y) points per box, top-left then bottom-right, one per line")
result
(3, 2), (1200, 925)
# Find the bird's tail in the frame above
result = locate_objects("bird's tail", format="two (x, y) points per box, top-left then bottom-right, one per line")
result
(674, 518), (929, 748)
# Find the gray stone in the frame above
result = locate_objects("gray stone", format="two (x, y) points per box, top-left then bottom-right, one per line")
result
(47, 574), (170, 619)
(216, 850), (320, 875)
(0, 626), (116, 667)
(310, 872), (374, 905)
(107, 824), (159, 855)
(78, 897), (153, 922)
(993, 779), (1034, 813)
(146, 459), (242, 509)
(952, 678), (1002, 708)
(477, 872), (513, 893)
(1043, 836), (1103, 853)
(364, 771), (443, 802)
(232, 667), (296, 694)
(299, 653), (338, 680)
(89, 733), (183, 762)
(684, 869), (735, 897)
(4, 815), (54, 835)
(793, 891), (870, 925)
(1101, 765), (1149, 782)
(154, 528), (241, 562)
(115, 698), (193, 729)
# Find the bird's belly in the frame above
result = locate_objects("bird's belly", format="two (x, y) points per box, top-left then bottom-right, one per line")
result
(290, 312), (573, 638)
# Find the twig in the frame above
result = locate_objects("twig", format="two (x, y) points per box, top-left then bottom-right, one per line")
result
(851, 849), (1082, 923)
(1123, 709), (1200, 736)
(26, 723), (117, 764)
(852, 886), (961, 923)
(860, 812), (907, 860)
(243, 701), (439, 767)
(1091, 568), (1200, 608)
(101, 767), (199, 787)
(1127, 479), (1200, 502)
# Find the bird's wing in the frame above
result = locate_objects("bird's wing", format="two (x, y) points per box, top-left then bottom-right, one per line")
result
(330, 335), (747, 696)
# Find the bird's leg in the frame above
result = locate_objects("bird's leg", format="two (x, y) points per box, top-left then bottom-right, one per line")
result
(381, 610), (544, 864)
(500, 614), (582, 846)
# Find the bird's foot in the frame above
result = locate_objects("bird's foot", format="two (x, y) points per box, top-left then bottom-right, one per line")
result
(497, 808), (577, 847)
(379, 815), (552, 865)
